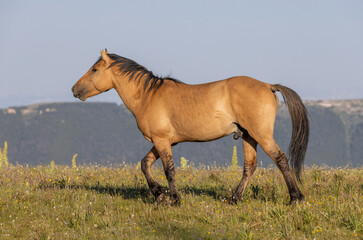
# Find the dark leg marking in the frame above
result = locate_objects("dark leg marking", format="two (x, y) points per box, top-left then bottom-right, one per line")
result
(140, 147), (166, 202)
(274, 152), (305, 203)
(257, 138), (305, 204)
(231, 133), (258, 203)
(159, 149), (181, 206)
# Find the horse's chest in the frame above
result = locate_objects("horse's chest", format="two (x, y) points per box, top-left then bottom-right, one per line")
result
(135, 118), (151, 140)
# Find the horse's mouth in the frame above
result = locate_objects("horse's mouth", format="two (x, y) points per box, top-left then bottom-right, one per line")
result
(75, 93), (87, 101)
(72, 86), (87, 101)
(78, 96), (87, 101)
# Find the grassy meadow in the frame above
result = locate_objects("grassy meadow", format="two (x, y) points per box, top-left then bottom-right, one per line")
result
(0, 163), (362, 239)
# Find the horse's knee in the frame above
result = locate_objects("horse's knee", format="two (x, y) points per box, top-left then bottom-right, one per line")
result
(275, 152), (290, 171)
(243, 161), (257, 177)
(141, 157), (150, 174)
(250, 160), (258, 172)
(164, 165), (175, 182)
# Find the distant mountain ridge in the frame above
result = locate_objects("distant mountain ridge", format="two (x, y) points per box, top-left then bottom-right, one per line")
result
(0, 99), (362, 167)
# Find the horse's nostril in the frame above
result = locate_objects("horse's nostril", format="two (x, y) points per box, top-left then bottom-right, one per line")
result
(72, 89), (80, 98)
(72, 86), (86, 99)
(72, 85), (81, 98)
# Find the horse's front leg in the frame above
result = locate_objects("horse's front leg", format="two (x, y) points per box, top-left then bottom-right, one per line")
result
(141, 146), (167, 203)
(153, 138), (181, 206)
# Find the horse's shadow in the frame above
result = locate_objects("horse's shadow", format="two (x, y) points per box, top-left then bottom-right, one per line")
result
(82, 184), (228, 203)
(84, 184), (151, 200)
(38, 179), (227, 203)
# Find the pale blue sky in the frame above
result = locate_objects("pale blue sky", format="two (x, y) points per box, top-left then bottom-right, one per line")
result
(1, 1), (362, 108)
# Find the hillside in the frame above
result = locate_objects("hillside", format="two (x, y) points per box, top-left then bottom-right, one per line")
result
(0, 100), (362, 167)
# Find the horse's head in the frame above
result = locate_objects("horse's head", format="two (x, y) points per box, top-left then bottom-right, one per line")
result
(72, 49), (114, 101)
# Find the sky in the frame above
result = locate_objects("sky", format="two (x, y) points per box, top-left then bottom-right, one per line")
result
(0, 1), (362, 108)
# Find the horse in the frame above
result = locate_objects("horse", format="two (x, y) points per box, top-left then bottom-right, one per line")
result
(72, 49), (309, 205)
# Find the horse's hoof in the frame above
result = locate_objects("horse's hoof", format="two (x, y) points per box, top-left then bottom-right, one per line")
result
(228, 196), (239, 205)
(151, 185), (167, 198)
(170, 193), (181, 206)
(289, 196), (305, 205)
(170, 199), (181, 207)
(156, 193), (167, 205)
(289, 193), (305, 205)
(170, 198), (181, 206)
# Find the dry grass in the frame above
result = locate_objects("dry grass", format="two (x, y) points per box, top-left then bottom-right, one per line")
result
(0, 164), (362, 239)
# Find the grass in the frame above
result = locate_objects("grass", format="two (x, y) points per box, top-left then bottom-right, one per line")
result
(0, 164), (362, 239)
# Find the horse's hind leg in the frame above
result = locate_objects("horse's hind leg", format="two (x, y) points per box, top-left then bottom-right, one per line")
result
(258, 138), (304, 203)
(141, 146), (166, 202)
(231, 132), (258, 203)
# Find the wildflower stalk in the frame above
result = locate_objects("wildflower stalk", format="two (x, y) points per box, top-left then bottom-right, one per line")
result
(0, 147), (2, 168)
(231, 145), (238, 169)
(136, 162), (141, 170)
(4, 142), (8, 167)
(180, 157), (188, 169)
(50, 161), (55, 172)
(72, 154), (78, 169)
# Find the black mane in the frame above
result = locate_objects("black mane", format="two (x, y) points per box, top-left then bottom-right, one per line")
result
(96, 54), (182, 91)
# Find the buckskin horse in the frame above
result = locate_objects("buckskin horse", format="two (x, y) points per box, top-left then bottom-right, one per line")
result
(72, 49), (309, 205)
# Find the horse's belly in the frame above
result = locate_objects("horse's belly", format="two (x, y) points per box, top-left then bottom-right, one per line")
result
(173, 117), (237, 142)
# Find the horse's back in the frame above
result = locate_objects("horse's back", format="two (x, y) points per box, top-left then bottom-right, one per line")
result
(142, 76), (279, 143)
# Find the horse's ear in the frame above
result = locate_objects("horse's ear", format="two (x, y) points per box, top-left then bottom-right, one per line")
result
(100, 49), (111, 64)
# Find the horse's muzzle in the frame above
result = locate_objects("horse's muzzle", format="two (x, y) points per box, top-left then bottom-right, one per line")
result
(72, 85), (86, 101)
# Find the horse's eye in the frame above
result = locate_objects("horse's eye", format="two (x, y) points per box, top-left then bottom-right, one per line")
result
(92, 68), (97, 72)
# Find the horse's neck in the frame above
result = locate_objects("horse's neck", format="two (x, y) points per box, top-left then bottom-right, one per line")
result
(112, 70), (146, 115)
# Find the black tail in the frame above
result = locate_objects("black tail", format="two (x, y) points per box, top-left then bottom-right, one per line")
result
(271, 84), (309, 183)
